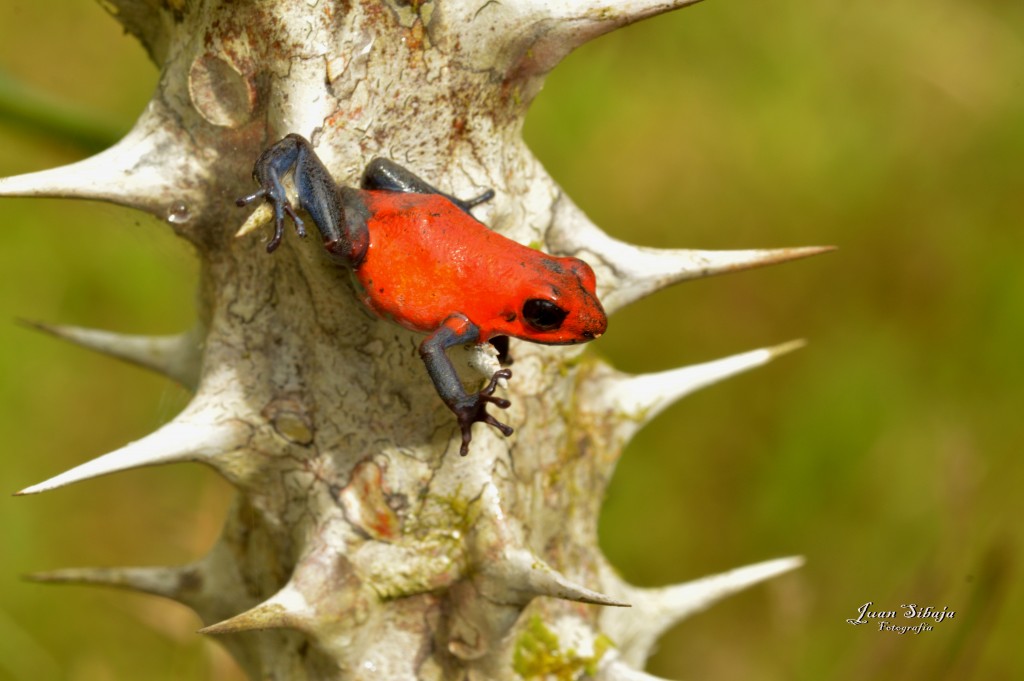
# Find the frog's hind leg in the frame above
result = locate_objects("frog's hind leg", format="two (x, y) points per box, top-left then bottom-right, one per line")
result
(238, 134), (368, 265)
(237, 134), (313, 252)
(361, 158), (494, 215)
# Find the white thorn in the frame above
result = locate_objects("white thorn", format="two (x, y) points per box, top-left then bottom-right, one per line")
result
(15, 402), (247, 495)
(26, 564), (200, 601)
(455, 0), (706, 82)
(545, 0), (707, 23)
(235, 202), (273, 239)
(650, 556), (804, 623)
(0, 102), (205, 218)
(546, 193), (834, 313)
(601, 244), (833, 313)
(604, 557), (804, 666)
(471, 482), (628, 607)
(199, 583), (311, 635)
(527, 564), (631, 607)
(590, 340), (805, 430)
(504, 549), (631, 607)
(535, 0), (707, 67)
(21, 320), (202, 389)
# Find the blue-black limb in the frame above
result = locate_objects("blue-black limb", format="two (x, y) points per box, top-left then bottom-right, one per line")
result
(361, 157), (494, 216)
(490, 335), (512, 366)
(237, 134), (368, 264)
(419, 314), (514, 456)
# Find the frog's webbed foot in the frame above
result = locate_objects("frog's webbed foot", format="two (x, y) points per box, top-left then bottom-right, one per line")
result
(236, 135), (322, 253)
(236, 187), (306, 253)
(454, 369), (513, 456)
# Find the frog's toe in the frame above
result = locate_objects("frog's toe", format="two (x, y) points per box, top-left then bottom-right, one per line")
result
(458, 426), (473, 457)
(481, 369), (512, 396)
(482, 394), (510, 409)
(235, 189), (266, 207)
(453, 382), (513, 456)
(456, 416), (514, 456)
(481, 413), (513, 437)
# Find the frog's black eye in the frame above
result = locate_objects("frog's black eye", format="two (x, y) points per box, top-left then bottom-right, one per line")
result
(523, 298), (567, 331)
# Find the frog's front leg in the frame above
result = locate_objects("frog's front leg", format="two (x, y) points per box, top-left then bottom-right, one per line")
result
(361, 158), (495, 215)
(419, 314), (513, 456)
(236, 134), (369, 264)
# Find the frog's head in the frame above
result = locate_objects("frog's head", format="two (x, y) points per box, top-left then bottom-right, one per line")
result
(506, 256), (607, 345)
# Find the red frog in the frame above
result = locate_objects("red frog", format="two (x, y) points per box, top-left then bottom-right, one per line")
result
(237, 134), (606, 455)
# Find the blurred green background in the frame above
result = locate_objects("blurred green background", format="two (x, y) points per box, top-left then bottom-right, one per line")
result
(0, 0), (1021, 679)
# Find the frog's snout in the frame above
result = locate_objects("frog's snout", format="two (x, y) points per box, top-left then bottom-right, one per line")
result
(581, 313), (606, 341)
